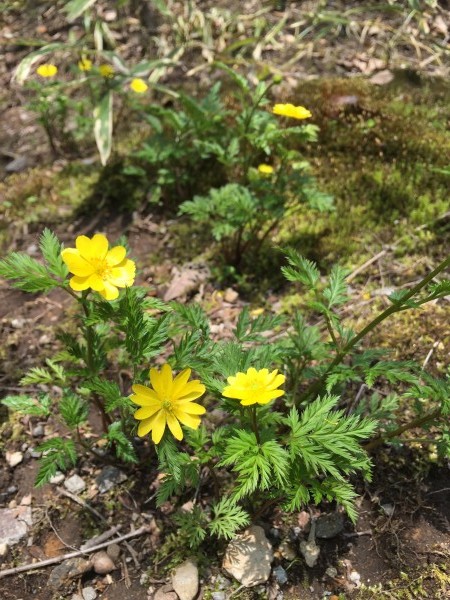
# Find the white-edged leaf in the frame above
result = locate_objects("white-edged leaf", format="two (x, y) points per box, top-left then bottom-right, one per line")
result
(13, 43), (66, 84)
(64, 0), (98, 21)
(93, 91), (113, 166)
(93, 20), (103, 51)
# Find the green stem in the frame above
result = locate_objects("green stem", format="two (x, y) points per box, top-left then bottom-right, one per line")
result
(250, 407), (261, 445)
(298, 254), (450, 403)
(364, 408), (441, 452)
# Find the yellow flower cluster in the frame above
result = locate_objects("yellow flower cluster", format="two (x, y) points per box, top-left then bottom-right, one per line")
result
(131, 365), (206, 443)
(272, 103), (312, 120)
(258, 164), (274, 175)
(61, 233), (135, 300)
(37, 64), (58, 78)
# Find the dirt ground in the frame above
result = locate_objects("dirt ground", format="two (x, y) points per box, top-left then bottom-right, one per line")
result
(1, 1), (450, 599)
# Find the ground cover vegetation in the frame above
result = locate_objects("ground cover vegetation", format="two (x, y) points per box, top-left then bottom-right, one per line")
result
(0, 0), (449, 598)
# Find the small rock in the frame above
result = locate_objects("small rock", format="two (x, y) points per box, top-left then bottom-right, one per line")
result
(369, 69), (394, 86)
(171, 558), (199, 600)
(380, 503), (395, 517)
(64, 474), (86, 494)
(28, 448), (42, 459)
(92, 551), (115, 574)
(316, 513), (344, 539)
(224, 288), (239, 303)
(20, 494), (32, 506)
(212, 593), (226, 600)
(297, 511), (311, 531)
(273, 565), (288, 585)
(153, 584), (178, 600)
(48, 557), (91, 589)
(5, 155), (28, 173)
(82, 587), (97, 600)
(31, 424), (45, 437)
(50, 472), (65, 485)
(71, 595), (83, 600)
(6, 451), (23, 467)
(326, 566), (338, 578)
(349, 570), (361, 586)
(299, 540), (320, 568)
(0, 543), (8, 556)
(11, 317), (25, 329)
(0, 506), (32, 545)
(106, 543), (121, 562)
(223, 525), (273, 587)
(278, 540), (297, 561)
(95, 466), (127, 493)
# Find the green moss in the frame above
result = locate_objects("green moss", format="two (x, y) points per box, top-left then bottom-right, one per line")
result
(279, 75), (450, 268)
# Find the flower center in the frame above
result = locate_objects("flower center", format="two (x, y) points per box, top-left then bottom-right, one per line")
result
(90, 257), (112, 279)
(161, 399), (173, 413)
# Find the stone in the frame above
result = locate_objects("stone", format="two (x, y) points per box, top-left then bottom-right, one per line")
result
(349, 570), (361, 586)
(223, 525), (273, 587)
(278, 540), (297, 561)
(64, 474), (86, 493)
(31, 423), (45, 437)
(224, 288), (239, 303)
(6, 451), (23, 467)
(5, 155), (28, 173)
(91, 551), (115, 574)
(48, 558), (92, 589)
(273, 565), (288, 585)
(0, 506), (32, 545)
(212, 593), (226, 600)
(82, 587), (97, 600)
(153, 584), (178, 600)
(171, 558), (199, 600)
(95, 466), (127, 493)
(0, 543), (8, 556)
(299, 540), (320, 568)
(315, 513), (344, 539)
(50, 472), (65, 484)
(106, 543), (121, 562)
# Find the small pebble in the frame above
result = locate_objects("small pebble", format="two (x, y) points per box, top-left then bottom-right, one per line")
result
(349, 570), (361, 586)
(64, 474), (86, 494)
(50, 472), (65, 485)
(32, 424), (45, 437)
(106, 543), (121, 562)
(212, 593), (226, 600)
(6, 451), (23, 468)
(92, 551), (115, 574)
(326, 566), (338, 578)
(82, 586), (97, 600)
(273, 565), (288, 585)
(0, 543), (8, 556)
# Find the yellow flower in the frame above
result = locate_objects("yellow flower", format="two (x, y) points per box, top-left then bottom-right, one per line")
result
(131, 365), (206, 443)
(61, 233), (135, 300)
(36, 64), (58, 78)
(272, 103), (312, 120)
(258, 164), (274, 175)
(222, 367), (285, 406)
(99, 64), (114, 78)
(130, 78), (148, 93)
(78, 57), (92, 71)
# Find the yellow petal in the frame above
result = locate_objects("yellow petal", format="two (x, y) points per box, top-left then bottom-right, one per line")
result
(61, 249), (94, 277)
(172, 409), (201, 430)
(69, 275), (91, 291)
(175, 401), (206, 415)
(175, 390), (205, 402)
(137, 413), (159, 437)
(106, 246), (127, 266)
(90, 234), (109, 258)
(161, 364), (174, 392)
(177, 380), (205, 400)
(134, 405), (161, 420)
(98, 280), (119, 300)
(166, 414), (183, 440)
(75, 235), (94, 258)
(131, 384), (160, 404)
(87, 273), (106, 291)
(222, 385), (246, 400)
(108, 260), (135, 287)
(268, 373), (286, 389)
(151, 411), (167, 444)
(172, 368), (192, 399)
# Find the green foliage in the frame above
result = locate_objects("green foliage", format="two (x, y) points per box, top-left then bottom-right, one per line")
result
(21, 359), (67, 386)
(2, 394), (52, 417)
(35, 438), (77, 486)
(173, 506), (208, 549)
(40, 228), (69, 279)
(59, 392), (89, 429)
(0, 251), (59, 293)
(209, 498), (250, 540)
(106, 422), (138, 463)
